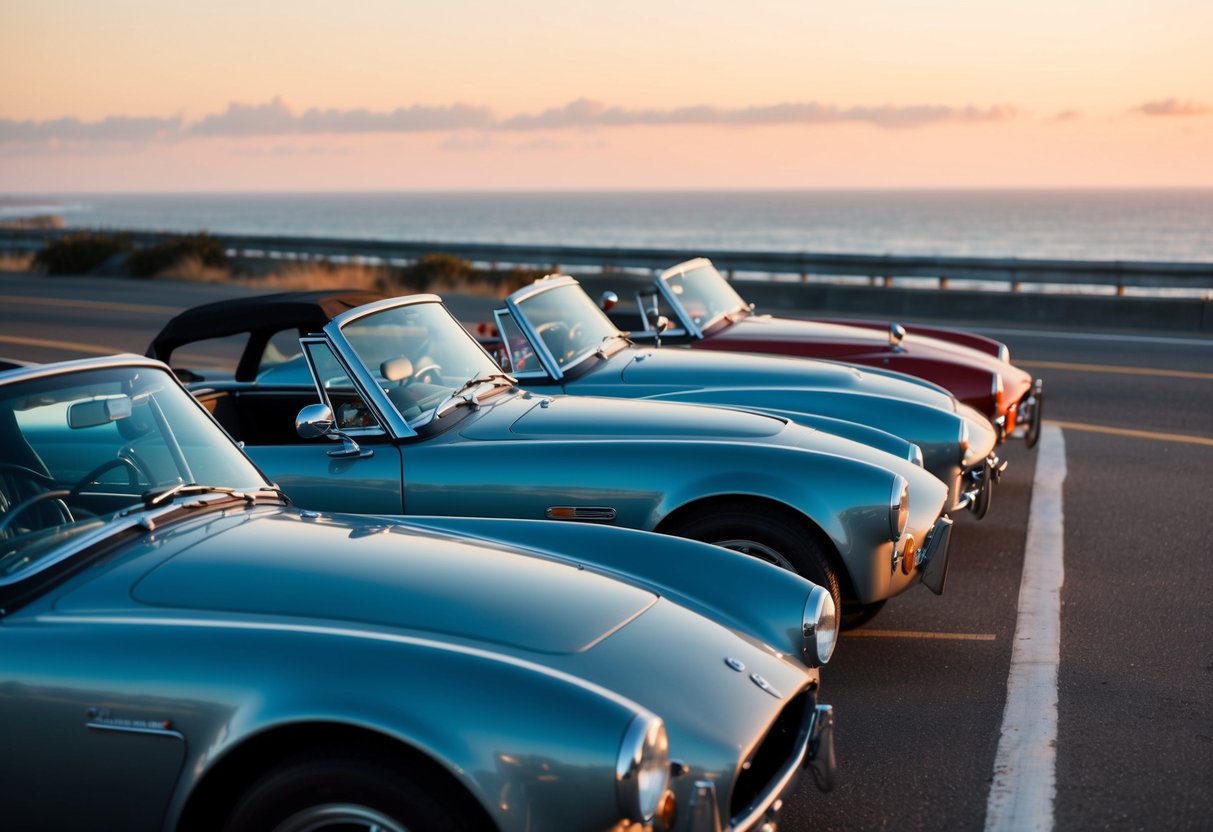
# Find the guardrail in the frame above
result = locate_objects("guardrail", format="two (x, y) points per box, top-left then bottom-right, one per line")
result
(3, 227), (1211, 295)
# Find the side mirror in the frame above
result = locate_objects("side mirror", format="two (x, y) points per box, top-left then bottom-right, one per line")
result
(654, 315), (671, 334)
(296, 403), (336, 440)
(600, 291), (618, 312)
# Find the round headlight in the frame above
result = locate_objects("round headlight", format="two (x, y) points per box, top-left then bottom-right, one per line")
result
(907, 442), (924, 467)
(616, 714), (670, 824)
(889, 475), (909, 541)
(802, 585), (838, 666)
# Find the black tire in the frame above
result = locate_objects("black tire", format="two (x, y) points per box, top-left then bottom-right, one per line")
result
(224, 750), (487, 832)
(669, 505), (842, 611)
(840, 599), (887, 630)
(1024, 391), (1043, 449)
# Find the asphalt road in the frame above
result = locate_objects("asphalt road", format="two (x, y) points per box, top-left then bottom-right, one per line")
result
(2, 272), (1211, 831)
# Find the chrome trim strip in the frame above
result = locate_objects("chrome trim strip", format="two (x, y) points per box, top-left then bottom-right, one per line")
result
(86, 721), (185, 741)
(328, 294), (442, 328)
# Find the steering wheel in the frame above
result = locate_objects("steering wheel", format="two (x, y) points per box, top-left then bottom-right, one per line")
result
(410, 361), (443, 386)
(0, 463), (73, 537)
(67, 453), (153, 500)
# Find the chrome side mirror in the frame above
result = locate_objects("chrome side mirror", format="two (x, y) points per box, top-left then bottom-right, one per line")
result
(600, 290), (618, 312)
(888, 323), (907, 350)
(296, 403), (336, 439)
(295, 403), (373, 459)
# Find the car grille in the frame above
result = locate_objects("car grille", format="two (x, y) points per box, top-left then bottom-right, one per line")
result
(729, 689), (812, 822)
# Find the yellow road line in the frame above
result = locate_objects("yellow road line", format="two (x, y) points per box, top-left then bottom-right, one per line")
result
(843, 629), (997, 641)
(0, 294), (179, 316)
(1019, 359), (1213, 380)
(1046, 419), (1213, 447)
(0, 333), (119, 355)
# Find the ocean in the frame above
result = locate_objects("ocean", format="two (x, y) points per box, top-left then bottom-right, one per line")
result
(1, 189), (1211, 264)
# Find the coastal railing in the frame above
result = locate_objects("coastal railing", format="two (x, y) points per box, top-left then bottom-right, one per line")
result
(2, 227), (1211, 295)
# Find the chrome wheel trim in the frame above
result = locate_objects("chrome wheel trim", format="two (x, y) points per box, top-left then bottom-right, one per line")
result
(714, 538), (795, 572)
(272, 803), (408, 832)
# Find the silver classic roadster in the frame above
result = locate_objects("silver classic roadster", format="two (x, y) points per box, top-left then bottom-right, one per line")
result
(149, 291), (956, 623)
(0, 355), (836, 832)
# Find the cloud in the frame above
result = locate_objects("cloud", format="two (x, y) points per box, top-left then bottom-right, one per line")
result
(0, 114), (182, 144)
(1133, 98), (1212, 117)
(1, 96), (1019, 149)
(188, 95), (494, 136)
(499, 98), (1018, 130)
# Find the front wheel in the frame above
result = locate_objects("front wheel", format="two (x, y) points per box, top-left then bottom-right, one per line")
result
(224, 751), (486, 832)
(668, 505), (842, 612)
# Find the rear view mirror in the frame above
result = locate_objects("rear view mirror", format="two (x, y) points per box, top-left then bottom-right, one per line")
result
(68, 395), (133, 429)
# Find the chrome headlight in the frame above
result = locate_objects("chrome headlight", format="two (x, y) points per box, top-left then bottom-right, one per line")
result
(958, 417), (970, 460)
(802, 585), (838, 666)
(616, 714), (670, 824)
(889, 475), (909, 541)
(907, 442), (924, 467)
(992, 372), (1005, 411)
(999, 343), (1011, 363)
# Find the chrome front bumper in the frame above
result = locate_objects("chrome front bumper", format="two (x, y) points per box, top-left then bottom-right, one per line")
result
(953, 452), (1007, 520)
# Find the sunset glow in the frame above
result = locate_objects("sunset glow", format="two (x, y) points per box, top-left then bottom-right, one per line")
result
(3, 0), (1211, 191)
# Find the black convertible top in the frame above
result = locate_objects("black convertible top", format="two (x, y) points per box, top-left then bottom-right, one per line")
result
(148, 289), (385, 380)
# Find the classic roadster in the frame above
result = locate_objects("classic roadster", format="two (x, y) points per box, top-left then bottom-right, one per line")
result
(0, 355), (837, 832)
(148, 291), (954, 622)
(480, 275), (1003, 517)
(607, 258), (1043, 447)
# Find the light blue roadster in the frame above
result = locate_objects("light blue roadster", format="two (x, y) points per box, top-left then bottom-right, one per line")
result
(148, 291), (955, 623)
(0, 355), (837, 831)
(482, 275), (1003, 517)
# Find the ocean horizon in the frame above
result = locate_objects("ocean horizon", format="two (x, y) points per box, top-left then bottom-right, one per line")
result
(2, 188), (1211, 264)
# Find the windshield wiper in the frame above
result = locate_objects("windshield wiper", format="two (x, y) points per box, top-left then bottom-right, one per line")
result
(433, 372), (516, 419)
(136, 483), (285, 510)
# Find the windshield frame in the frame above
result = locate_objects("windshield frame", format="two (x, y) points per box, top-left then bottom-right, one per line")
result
(0, 355), (279, 600)
(502, 276), (629, 382)
(321, 295), (511, 437)
(657, 258), (751, 339)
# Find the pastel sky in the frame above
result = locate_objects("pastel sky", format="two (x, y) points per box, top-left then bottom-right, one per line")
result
(2, 0), (1210, 191)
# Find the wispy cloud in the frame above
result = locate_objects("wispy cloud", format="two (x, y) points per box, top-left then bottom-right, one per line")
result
(0, 114), (182, 144)
(188, 96), (494, 136)
(499, 98), (1017, 130)
(1133, 98), (1212, 117)
(2, 96), (1024, 148)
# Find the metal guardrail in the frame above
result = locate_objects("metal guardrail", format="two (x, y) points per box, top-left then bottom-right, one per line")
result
(3, 227), (1211, 294)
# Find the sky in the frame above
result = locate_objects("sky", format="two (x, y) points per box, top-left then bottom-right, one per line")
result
(2, 0), (1211, 191)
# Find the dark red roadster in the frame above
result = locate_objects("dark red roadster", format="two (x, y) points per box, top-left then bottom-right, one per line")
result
(607, 258), (1043, 448)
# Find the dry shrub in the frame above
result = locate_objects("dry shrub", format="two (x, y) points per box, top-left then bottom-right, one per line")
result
(168, 254), (234, 283)
(0, 252), (35, 272)
(245, 261), (391, 291)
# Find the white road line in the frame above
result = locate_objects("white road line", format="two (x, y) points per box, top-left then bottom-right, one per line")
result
(985, 424), (1066, 832)
(971, 326), (1213, 347)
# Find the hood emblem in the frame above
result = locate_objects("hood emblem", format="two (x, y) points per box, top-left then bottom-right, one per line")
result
(724, 657), (746, 672)
(750, 673), (783, 699)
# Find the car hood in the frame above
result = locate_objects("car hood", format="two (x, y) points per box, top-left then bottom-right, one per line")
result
(611, 346), (957, 410)
(475, 391), (790, 440)
(111, 509), (658, 655)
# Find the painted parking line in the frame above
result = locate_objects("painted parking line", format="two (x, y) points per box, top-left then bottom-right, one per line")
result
(1046, 419), (1213, 448)
(843, 629), (996, 641)
(985, 423), (1066, 832)
(0, 333), (117, 355)
(0, 294), (179, 315)
(1019, 359), (1213, 380)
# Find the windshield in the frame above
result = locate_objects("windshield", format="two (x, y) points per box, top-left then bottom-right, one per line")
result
(664, 262), (749, 331)
(513, 282), (624, 372)
(337, 302), (505, 424)
(0, 364), (269, 578)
